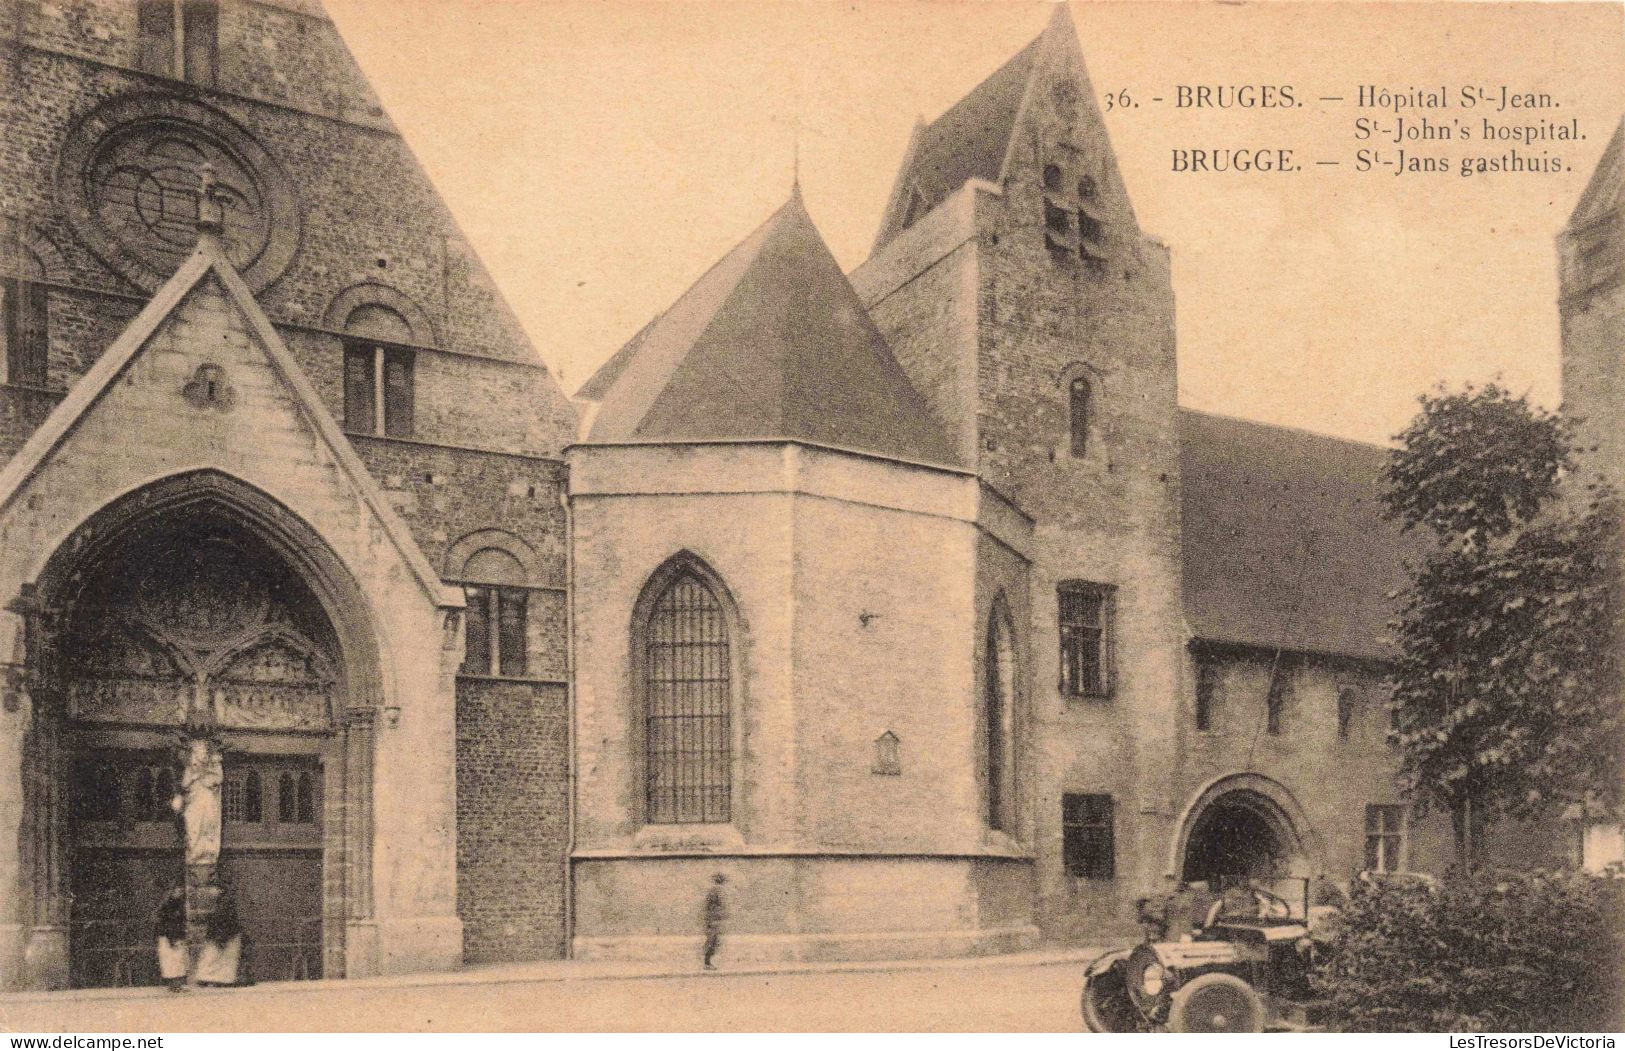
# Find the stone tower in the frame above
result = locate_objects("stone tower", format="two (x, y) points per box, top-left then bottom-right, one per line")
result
(850, 6), (1182, 938)
(1561, 116), (1625, 496)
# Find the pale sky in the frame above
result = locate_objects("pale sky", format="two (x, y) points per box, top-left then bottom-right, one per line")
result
(322, 0), (1625, 446)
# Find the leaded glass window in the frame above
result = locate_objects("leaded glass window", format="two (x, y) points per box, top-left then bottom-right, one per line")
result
(645, 572), (731, 824)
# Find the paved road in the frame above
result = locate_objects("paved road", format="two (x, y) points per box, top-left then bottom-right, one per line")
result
(0, 958), (1090, 1033)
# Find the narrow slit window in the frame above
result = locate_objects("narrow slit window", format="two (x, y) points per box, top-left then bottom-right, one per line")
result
(1068, 376), (1091, 458)
(1195, 659), (1218, 731)
(2, 276), (49, 388)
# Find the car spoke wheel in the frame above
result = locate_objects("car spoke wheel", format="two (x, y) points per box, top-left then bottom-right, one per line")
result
(1168, 972), (1264, 1033)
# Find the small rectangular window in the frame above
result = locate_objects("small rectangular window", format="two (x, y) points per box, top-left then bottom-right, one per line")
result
(497, 588), (528, 677)
(1044, 202), (1072, 236)
(382, 347), (414, 438)
(1337, 684), (1357, 738)
(136, 0), (175, 76)
(1063, 793), (1114, 879)
(1364, 804), (1406, 873)
(343, 344), (377, 434)
(1059, 583), (1113, 698)
(1195, 659), (1218, 732)
(181, 0), (218, 86)
(462, 584), (492, 676)
(1266, 660), (1292, 735)
(2, 278), (49, 388)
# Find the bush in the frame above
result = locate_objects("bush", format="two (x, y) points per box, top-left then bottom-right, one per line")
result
(1313, 868), (1625, 1032)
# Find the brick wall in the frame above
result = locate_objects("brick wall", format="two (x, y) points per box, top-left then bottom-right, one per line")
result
(455, 677), (569, 963)
(1, 0), (577, 966)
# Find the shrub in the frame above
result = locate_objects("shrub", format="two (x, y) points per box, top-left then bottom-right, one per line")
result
(1314, 867), (1625, 1032)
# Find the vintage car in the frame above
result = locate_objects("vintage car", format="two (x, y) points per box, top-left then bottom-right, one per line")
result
(1079, 876), (1338, 1033)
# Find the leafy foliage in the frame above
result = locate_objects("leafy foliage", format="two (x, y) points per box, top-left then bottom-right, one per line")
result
(1384, 383), (1572, 550)
(1383, 383), (1624, 840)
(1314, 868), (1625, 1032)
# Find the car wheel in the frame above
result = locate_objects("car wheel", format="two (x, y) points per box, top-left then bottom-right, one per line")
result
(1167, 972), (1264, 1033)
(1080, 964), (1139, 1032)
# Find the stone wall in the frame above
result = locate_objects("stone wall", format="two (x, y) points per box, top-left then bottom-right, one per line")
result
(0, 0), (577, 971)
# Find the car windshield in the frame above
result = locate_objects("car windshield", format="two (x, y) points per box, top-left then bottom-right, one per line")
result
(1214, 875), (1308, 921)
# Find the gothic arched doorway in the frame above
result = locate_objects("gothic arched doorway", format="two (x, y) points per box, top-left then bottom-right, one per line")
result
(22, 472), (379, 989)
(1174, 775), (1316, 885)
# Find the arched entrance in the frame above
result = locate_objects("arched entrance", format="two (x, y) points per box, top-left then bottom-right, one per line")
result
(19, 471), (381, 988)
(1172, 774), (1317, 885)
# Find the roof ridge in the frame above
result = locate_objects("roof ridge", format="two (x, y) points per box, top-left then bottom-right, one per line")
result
(575, 198), (798, 401)
(1180, 406), (1395, 453)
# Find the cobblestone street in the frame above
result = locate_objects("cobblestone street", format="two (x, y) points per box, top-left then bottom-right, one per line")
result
(0, 951), (1099, 1033)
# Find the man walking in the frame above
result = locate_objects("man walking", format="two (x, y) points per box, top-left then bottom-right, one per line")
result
(702, 873), (726, 971)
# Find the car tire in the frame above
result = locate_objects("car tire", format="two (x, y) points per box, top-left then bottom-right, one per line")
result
(1167, 972), (1264, 1033)
(1080, 960), (1139, 1032)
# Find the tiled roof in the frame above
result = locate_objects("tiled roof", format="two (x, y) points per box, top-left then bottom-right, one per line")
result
(577, 193), (957, 467)
(1180, 409), (1414, 661)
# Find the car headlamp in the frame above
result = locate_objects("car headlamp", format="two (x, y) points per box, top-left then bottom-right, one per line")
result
(1140, 962), (1166, 997)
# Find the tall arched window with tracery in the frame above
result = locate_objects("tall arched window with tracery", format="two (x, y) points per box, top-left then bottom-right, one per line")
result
(641, 562), (733, 824)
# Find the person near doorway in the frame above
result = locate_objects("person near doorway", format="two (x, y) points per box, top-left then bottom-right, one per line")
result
(153, 885), (188, 993)
(701, 873), (726, 971)
(195, 881), (249, 987)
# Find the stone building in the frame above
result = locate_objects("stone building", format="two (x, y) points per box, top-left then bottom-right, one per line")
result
(0, 0), (576, 987)
(1559, 114), (1625, 872)
(0, 0), (1611, 988)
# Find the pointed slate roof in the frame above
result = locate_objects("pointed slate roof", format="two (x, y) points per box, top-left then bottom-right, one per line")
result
(577, 193), (958, 466)
(1180, 409), (1418, 661)
(1570, 115), (1625, 228)
(0, 235), (457, 608)
(872, 6), (1077, 250)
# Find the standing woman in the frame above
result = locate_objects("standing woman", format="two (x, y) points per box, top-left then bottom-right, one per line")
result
(153, 885), (188, 992)
(195, 881), (246, 987)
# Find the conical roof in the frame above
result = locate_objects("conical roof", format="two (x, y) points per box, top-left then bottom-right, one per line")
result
(578, 193), (957, 466)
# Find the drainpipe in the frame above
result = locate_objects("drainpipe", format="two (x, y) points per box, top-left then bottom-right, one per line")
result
(561, 470), (577, 959)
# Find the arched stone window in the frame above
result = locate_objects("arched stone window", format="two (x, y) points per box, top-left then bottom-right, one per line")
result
(278, 772), (296, 823)
(985, 596), (1017, 831)
(458, 547), (528, 677)
(2, 244), (48, 388)
(244, 771), (263, 824)
(637, 555), (735, 825)
(342, 302), (415, 439)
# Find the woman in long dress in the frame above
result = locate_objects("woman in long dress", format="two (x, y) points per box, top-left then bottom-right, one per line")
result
(195, 882), (246, 987)
(153, 886), (188, 992)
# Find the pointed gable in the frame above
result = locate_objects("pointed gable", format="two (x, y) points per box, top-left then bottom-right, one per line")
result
(872, 5), (1128, 251)
(1571, 116), (1625, 228)
(579, 194), (957, 467)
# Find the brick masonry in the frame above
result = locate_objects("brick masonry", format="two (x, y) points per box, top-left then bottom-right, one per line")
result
(0, 0), (577, 978)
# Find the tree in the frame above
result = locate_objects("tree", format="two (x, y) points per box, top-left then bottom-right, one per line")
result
(1383, 382), (1623, 864)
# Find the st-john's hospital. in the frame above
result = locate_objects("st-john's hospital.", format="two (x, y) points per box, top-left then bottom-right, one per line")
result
(0, 0), (1620, 988)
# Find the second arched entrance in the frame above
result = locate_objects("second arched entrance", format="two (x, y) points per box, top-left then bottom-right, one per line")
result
(1173, 774), (1317, 884)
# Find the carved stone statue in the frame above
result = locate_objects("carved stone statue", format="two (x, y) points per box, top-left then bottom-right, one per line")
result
(177, 737), (223, 867)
